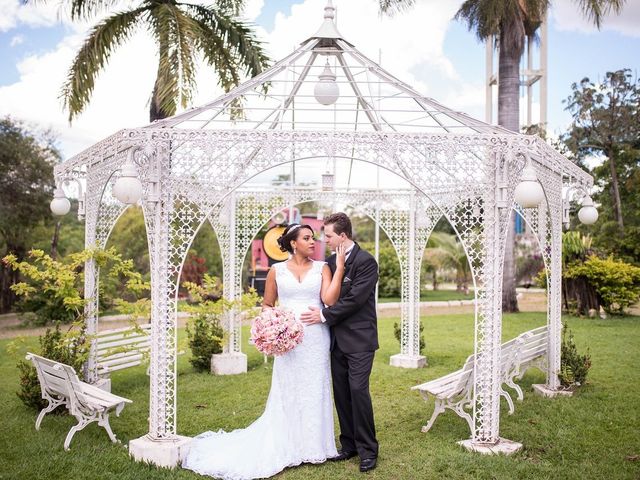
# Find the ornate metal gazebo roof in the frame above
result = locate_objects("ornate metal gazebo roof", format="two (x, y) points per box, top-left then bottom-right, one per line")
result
(149, 1), (510, 135)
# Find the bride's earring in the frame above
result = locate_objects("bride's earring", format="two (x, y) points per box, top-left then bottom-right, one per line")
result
(293, 247), (297, 255)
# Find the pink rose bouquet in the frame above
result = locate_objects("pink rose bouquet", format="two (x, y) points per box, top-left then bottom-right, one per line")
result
(250, 307), (304, 356)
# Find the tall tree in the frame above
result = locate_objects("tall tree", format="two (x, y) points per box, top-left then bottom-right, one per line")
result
(563, 69), (639, 232)
(60, 0), (270, 122)
(380, 0), (626, 312)
(563, 69), (640, 261)
(0, 118), (59, 312)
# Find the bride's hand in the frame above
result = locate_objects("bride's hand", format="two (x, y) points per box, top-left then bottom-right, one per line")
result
(335, 243), (346, 271)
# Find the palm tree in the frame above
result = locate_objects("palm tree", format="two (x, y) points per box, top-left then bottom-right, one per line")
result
(59, 0), (269, 122)
(422, 232), (472, 294)
(380, 0), (625, 312)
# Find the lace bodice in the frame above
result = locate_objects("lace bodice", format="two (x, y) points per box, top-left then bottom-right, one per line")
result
(273, 260), (325, 314)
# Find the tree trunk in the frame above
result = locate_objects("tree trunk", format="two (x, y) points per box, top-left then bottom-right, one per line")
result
(149, 78), (165, 122)
(498, 28), (522, 313)
(0, 264), (15, 313)
(51, 221), (61, 260)
(0, 245), (25, 313)
(607, 150), (624, 231)
(502, 215), (519, 312)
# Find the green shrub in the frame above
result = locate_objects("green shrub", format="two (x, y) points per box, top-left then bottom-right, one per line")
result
(186, 312), (225, 371)
(559, 322), (591, 388)
(565, 256), (640, 314)
(15, 322), (90, 411)
(4, 247), (149, 410)
(393, 321), (425, 354)
(184, 275), (261, 372)
(3, 248), (149, 326)
(360, 241), (401, 297)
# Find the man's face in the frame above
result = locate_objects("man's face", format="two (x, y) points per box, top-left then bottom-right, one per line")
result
(323, 223), (346, 251)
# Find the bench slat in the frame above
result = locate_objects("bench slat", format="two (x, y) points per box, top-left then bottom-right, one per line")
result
(96, 324), (151, 338)
(97, 337), (150, 352)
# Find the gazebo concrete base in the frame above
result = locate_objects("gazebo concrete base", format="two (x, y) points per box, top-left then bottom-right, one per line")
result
(458, 437), (523, 455)
(389, 353), (427, 368)
(94, 377), (111, 392)
(533, 383), (574, 398)
(211, 352), (247, 375)
(129, 434), (192, 468)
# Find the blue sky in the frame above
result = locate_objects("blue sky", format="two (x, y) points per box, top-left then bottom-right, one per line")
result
(1, 0), (638, 157)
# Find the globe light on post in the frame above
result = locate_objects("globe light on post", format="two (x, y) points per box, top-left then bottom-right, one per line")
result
(513, 160), (545, 208)
(314, 61), (339, 106)
(50, 187), (71, 216)
(578, 196), (598, 225)
(112, 160), (143, 205)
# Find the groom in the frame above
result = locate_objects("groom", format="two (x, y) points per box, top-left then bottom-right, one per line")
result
(301, 212), (379, 473)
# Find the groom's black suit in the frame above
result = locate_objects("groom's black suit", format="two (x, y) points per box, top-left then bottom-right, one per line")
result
(323, 242), (379, 460)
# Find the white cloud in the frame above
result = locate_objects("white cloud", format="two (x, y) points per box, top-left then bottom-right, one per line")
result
(0, 0), (62, 31)
(9, 34), (24, 46)
(551, 0), (640, 37)
(1, 0), (491, 158)
(266, 0), (464, 96)
(243, 0), (264, 22)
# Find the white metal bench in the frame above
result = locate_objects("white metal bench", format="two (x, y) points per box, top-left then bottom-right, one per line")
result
(96, 323), (151, 378)
(413, 326), (549, 433)
(511, 326), (549, 399)
(26, 352), (132, 451)
(411, 353), (475, 433)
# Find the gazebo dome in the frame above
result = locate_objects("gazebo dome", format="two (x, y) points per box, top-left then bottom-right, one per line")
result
(149, 0), (511, 135)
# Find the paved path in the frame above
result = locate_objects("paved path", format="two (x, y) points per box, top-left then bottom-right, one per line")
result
(0, 291), (550, 339)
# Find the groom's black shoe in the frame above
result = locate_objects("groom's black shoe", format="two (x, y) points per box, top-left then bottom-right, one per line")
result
(359, 457), (377, 473)
(329, 450), (358, 461)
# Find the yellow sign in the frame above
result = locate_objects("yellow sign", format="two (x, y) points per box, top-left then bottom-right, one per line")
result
(263, 226), (289, 261)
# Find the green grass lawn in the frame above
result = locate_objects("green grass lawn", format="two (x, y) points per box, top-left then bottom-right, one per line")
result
(1, 313), (639, 479)
(379, 289), (475, 303)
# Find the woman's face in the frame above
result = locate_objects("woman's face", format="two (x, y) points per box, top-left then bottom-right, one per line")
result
(291, 227), (315, 256)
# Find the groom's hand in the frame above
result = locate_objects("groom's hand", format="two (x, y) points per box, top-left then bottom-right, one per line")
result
(300, 306), (322, 325)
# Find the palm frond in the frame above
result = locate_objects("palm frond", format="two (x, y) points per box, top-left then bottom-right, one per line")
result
(183, 3), (269, 89)
(20, 0), (121, 20)
(148, 4), (201, 118)
(454, 0), (527, 53)
(378, 0), (415, 15)
(67, 0), (123, 21)
(61, 7), (148, 122)
(215, 0), (246, 16)
(574, 0), (626, 29)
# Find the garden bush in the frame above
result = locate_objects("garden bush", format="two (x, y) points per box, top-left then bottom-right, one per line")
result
(184, 275), (260, 371)
(559, 322), (591, 388)
(565, 255), (640, 314)
(3, 247), (148, 325)
(12, 322), (90, 411)
(393, 321), (425, 354)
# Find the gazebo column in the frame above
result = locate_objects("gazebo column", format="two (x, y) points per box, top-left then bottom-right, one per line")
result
(459, 172), (522, 454)
(83, 176), (128, 391)
(390, 200), (426, 369)
(83, 200), (100, 386)
(130, 149), (191, 468)
(211, 191), (248, 375)
(533, 179), (571, 397)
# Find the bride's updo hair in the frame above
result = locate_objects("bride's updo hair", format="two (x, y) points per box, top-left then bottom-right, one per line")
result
(277, 223), (315, 254)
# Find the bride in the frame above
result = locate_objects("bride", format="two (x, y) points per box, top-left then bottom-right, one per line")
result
(183, 223), (346, 479)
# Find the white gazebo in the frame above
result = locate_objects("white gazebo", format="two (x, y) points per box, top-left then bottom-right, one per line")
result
(52, 1), (594, 467)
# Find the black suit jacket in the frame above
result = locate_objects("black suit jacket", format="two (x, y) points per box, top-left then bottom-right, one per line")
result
(322, 243), (379, 353)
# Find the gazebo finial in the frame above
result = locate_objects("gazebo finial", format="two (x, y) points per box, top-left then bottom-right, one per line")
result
(312, 0), (343, 39)
(324, 0), (335, 20)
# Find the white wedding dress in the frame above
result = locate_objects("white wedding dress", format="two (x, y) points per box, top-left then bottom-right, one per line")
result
(182, 260), (337, 479)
